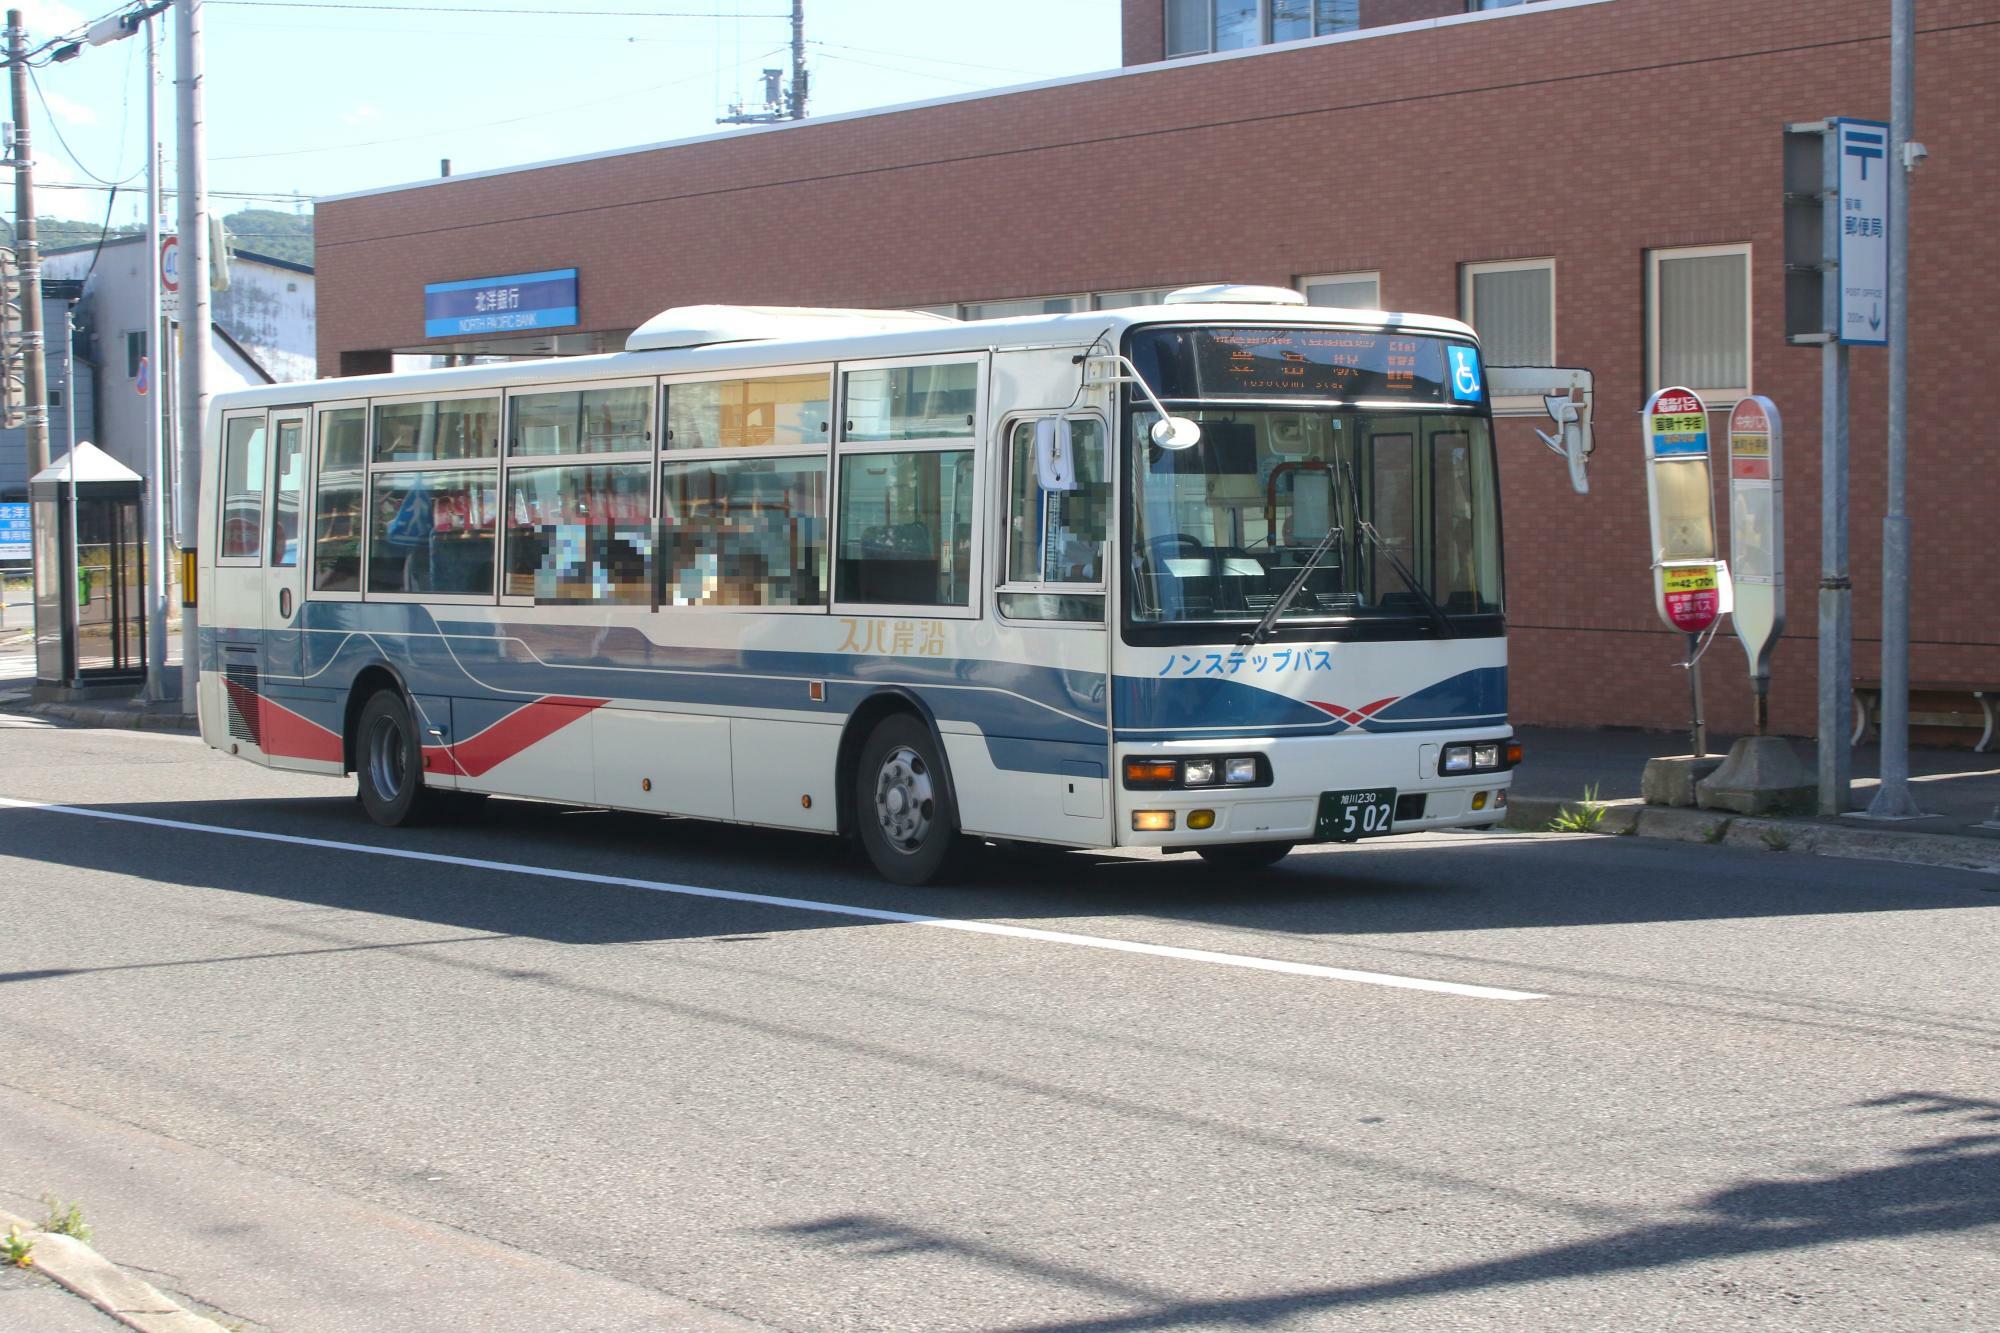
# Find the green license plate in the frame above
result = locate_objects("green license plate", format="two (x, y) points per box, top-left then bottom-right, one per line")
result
(1316, 787), (1397, 841)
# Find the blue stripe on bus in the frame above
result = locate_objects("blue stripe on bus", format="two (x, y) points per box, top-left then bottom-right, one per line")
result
(207, 606), (1505, 775)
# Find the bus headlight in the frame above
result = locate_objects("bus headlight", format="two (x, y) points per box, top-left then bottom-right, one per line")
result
(1183, 759), (1216, 785)
(1439, 742), (1513, 776)
(1225, 758), (1258, 784)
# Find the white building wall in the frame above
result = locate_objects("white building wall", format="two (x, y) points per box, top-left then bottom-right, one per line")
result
(42, 240), (316, 482)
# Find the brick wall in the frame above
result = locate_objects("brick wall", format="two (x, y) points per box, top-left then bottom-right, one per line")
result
(316, 0), (2000, 737)
(1357, 0), (1466, 29)
(1123, 0), (1165, 65)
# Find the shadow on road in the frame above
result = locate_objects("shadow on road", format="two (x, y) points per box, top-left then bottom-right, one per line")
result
(0, 787), (1994, 967)
(769, 1093), (2000, 1331)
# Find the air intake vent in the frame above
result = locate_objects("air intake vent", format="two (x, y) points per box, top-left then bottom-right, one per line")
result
(223, 662), (262, 747)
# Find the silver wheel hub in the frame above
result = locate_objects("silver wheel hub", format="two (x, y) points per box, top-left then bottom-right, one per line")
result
(367, 714), (408, 802)
(872, 745), (934, 853)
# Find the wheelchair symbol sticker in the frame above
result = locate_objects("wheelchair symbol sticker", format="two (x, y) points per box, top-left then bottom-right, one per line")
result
(1447, 346), (1483, 402)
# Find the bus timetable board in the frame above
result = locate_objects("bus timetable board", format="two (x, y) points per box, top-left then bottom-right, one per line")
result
(1131, 328), (1463, 404)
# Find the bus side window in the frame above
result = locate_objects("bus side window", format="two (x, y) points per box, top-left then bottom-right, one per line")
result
(219, 417), (267, 560)
(999, 416), (1107, 623)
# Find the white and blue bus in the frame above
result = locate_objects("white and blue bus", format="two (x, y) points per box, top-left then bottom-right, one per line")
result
(198, 285), (1521, 883)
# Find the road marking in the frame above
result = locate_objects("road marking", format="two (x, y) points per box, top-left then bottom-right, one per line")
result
(0, 797), (1546, 1001)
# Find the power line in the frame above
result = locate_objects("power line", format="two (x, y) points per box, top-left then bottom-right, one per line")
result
(210, 2), (785, 16)
(29, 67), (144, 186)
(213, 43), (787, 160)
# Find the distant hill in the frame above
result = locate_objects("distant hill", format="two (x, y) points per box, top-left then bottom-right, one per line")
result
(225, 209), (313, 267)
(29, 209), (314, 269)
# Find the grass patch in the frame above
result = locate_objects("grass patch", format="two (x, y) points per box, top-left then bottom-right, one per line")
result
(1546, 784), (1608, 833)
(37, 1195), (91, 1244)
(3, 1225), (33, 1268)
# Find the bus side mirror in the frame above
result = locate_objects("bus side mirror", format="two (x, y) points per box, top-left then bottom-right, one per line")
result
(1488, 366), (1594, 495)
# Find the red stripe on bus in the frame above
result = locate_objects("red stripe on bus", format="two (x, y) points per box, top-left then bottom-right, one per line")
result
(433, 697), (607, 779)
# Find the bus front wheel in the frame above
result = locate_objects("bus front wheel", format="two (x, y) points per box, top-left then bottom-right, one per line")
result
(1195, 841), (1295, 871)
(355, 690), (439, 827)
(854, 714), (965, 886)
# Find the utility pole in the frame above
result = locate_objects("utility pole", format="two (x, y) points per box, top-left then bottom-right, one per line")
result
(175, 0), (209, 713)
(1863, 0), (1924, 820)
(7, 9), (50, 477)
(720, 0), (806, 125)
(143, 14), (169, 701)
(787, 0), (807, 120)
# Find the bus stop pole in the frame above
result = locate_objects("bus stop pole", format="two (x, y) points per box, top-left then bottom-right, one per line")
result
(1817, 337), (1850, 816)
(1864, 0), (1922, 819)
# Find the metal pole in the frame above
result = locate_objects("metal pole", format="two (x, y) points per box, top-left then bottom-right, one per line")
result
(142, 16), (170, 702)
(175, 0), (209, 715)
(1817, 339), (1851, 814)
(62, 302), (77, 687)
(1687, 634), (1706, 759)
(7, 10), (49, 478)
(1864, 0), (1922, 819)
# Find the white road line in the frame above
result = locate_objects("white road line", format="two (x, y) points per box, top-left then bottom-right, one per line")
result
(0, 796), (1547, 1002)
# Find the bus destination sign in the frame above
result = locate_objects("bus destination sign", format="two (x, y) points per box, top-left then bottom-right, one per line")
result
(1194, 329), (1452, 401)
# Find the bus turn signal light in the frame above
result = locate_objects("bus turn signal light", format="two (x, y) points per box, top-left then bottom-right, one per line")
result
(1125, 759), (1179, 786)
(1186, 809), (1215, 830)
(1506, 741), (1524, 767)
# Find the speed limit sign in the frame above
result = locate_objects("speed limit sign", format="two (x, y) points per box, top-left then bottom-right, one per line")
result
(160, 234), (179, 293)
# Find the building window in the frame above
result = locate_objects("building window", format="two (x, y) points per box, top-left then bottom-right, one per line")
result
(960, 295), (1085, 321)
(1461, 259), (1554, 366)
(1165, 0), (1358, 58)
(1648, 244), (1751, 401)
(1299, 272), (1380, 310)
(126, 331), (146, 378)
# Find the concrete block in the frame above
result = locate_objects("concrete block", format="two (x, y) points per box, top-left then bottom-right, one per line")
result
(1641, 755), (1725, 807)
(1696, 736), (1816, 815)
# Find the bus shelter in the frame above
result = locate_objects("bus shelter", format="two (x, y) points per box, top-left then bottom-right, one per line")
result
(31, 442), (147, 691)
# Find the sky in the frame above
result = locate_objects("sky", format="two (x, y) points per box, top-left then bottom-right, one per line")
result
(17, 0), (1123, 228)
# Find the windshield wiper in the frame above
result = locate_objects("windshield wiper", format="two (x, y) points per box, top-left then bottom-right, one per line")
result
(1336, 458), (1455, 639)
(1240, 522), (1344, 647)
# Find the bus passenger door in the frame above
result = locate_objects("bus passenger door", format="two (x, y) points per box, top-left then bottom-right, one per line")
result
(210, 410), (270, 758)
(258, 411), (335, 769)
(263, 412), (308, 687)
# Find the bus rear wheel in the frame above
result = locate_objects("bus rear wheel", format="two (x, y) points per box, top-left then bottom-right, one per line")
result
(1194, 841), (1295, 871)
(854, 714), (965, 886)
(355, 689), (440, 827)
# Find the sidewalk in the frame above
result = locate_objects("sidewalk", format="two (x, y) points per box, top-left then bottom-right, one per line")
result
(1509, 725), (2000, 873)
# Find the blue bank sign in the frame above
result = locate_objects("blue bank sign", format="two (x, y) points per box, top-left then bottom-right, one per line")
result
(424, 268), (578, 338)
(0, 502), (30, 563)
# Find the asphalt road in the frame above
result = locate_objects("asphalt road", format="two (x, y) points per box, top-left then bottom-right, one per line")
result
(1, 720), (1996, 1331)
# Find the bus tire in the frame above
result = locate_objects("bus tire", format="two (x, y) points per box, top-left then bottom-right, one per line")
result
(854, 713), (965, 886)
(1194, 841), (1295, 871)
(355, 689), (439, 827)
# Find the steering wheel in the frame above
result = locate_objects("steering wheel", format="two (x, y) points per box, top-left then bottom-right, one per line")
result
(1144, 533), (1209, 570)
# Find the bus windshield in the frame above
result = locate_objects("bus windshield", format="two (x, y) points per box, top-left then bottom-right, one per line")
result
(1126, 406), (1502, 631)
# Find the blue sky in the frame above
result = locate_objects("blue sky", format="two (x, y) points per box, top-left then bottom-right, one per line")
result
(21, 0), (1122, 225)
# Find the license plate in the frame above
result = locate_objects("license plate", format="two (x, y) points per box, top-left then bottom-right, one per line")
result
(1315, 787), (1397, 841)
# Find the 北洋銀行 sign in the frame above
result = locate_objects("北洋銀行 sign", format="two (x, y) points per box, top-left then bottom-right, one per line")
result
(424, 269), (578, 338)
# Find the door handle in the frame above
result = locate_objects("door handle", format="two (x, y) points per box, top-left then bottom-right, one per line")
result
(279, 588), (293, 618)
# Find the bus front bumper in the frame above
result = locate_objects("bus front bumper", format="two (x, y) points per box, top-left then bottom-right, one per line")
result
(1114, 730), (1514, 850)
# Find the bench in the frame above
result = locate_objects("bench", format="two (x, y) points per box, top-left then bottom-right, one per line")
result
(1852, 679), (1998, 752)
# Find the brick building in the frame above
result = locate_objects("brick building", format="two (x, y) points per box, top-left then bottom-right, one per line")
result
(313, 0), (2000, 738)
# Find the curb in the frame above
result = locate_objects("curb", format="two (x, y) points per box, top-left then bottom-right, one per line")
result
(1505, 795), (2000, 876)
(0, 1210), (227, 1333)
(24, 703), (198, 734)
